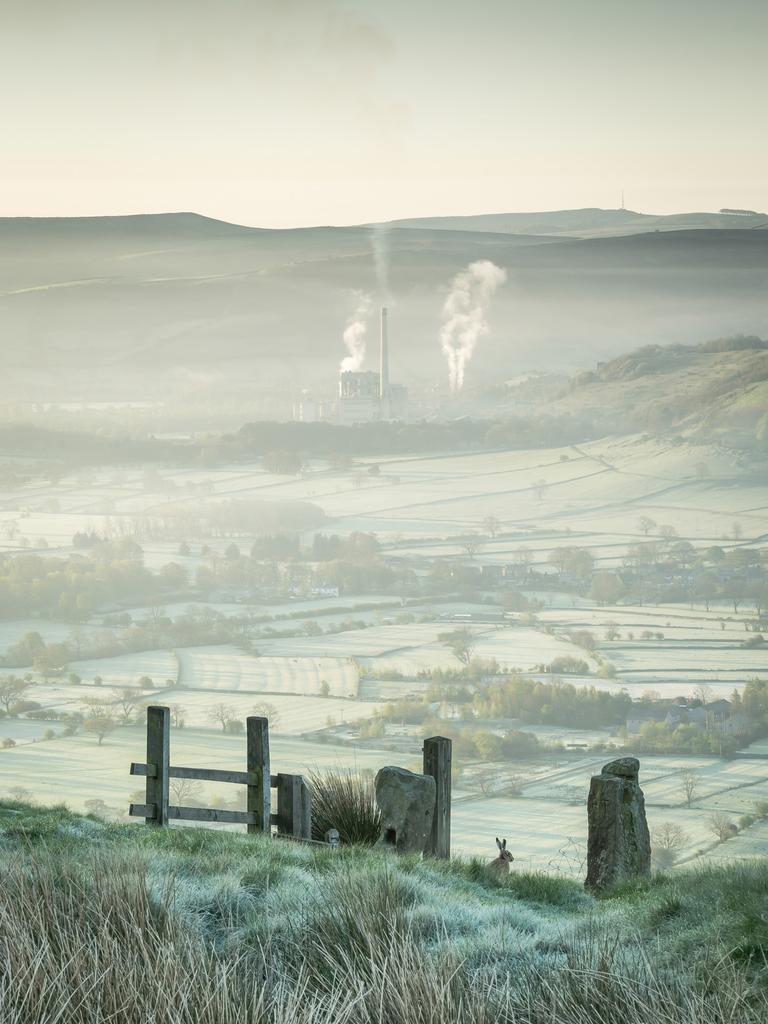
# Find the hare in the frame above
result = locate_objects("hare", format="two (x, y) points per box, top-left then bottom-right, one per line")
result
(487, 837), (514, 875)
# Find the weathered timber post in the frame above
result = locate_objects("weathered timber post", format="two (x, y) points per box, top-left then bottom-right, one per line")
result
(247, 716), (271, 835)
(423, 735), (452, 858)
(299, 777), (312, 840)
(586, 757), (651, 893)
(276, 773), (311, 838)
(145, 705), (170, 827)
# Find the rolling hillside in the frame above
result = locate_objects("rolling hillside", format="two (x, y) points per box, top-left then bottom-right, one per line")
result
(2, 211), (768, 403)
(546, 337), (768, 442)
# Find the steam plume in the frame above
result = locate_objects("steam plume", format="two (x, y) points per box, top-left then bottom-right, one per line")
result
(439, 260), (507, 391)
(340, 292), (373, 372)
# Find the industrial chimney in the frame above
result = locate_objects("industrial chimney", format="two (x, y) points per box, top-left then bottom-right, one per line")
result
(379, 306), (389, 399)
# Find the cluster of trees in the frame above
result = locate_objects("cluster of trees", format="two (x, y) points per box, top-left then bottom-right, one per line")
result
(458, 675), (631, 728)
(548, 547), (595, 581)
(733, 677), (768, 739)
(360, 702), (540, 761)
(0, 540), (158, 621)
(0, 524), (403, 632)
(624, 678), (768, 756)
(629, 720), (740, 756)
(235, 419), (497, 458)
(0, 610), (243, 672)
(195, 532), (411, 598)
(367, 672), (631, 733)
(233, 415), (604, 462)
(589, 540), (768, 612)
(248, 532), (381, 563)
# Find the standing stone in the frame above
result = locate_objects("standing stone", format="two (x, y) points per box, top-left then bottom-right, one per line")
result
(586, 757), (651, 893)
(375, 766), (436, 855)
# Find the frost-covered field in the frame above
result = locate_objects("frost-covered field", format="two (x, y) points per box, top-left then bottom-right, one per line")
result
(177, 646), (359, 697)
(157, 689), (385, 733)
(2, 724), (765, 870)
(67, 650), (179, 688)
(5, 436), (767, 550)
(0, 728), (394, 820)
(1, 435), (767, 876)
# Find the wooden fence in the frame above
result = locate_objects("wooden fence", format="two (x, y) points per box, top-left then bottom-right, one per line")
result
(128, 705), (452, 856)
(128, 706), (311, 839)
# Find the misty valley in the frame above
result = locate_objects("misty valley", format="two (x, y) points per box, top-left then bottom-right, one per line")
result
(3, 155), (768, 1024)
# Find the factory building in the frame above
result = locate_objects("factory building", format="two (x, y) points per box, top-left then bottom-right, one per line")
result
(336, 306), (407, 425)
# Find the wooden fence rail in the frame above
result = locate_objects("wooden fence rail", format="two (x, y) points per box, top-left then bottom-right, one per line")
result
(128, 706), (311, 840)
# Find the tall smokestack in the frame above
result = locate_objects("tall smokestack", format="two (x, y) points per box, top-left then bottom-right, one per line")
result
(379, 306), (389, 398)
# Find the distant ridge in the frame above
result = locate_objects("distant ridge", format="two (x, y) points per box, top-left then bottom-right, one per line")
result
(1, 210), (767, 402)
(386, 207), (768, 239)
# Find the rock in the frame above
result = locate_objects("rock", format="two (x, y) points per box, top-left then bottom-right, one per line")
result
(602, 757), (640, 779)
(585, 757), (651, 893)
(374, 766), (436, 855)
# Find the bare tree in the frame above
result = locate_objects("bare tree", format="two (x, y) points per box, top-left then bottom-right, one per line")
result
(679, 769), (699, 808)
(692, 684), (714, 706)
(438, 628), (476, 667)
(512, 548), (533, 574)
(209, 703), (237, 731)
(650, 822), (688, 869)
(252, 702), (280, 728)
(84, 714), (117, 745)
(169, 777), (204, 805)
(532, 478), (548, 502)
(482, 516), (501, 539)
(637, 515), (656, 536)
(113, 689), (140, 723)
(0, 676), (33, 715)
(458, 534), (482, 560)
(168, 703), (186, 728)
(709, 812), (736, 842)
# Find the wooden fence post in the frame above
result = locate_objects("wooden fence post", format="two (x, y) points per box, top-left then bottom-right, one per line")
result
(247, 716), (271, 835)
(423, 735), (451, 859)
(299, 777), (312, 841)
(145, 705), (170, 827)
(276, 773), (311, 838)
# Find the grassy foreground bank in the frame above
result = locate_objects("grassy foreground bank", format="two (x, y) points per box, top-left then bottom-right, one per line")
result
(0, 801), (767, 1024)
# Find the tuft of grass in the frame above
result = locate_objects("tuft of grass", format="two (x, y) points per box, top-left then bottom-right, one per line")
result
(305, 767), (381, 845)
(1, 804), (768, 1022)
(2, 846), (767, 1024)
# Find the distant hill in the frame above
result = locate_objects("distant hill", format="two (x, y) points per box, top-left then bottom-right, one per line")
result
(2, 211), (768, 404)
(390, 207), (768, 238)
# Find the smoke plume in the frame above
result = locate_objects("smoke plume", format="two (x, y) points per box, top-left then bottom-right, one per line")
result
(439, 260), (507, 391)
(370, 223), (392, 304)
(340, 291), (373, 372)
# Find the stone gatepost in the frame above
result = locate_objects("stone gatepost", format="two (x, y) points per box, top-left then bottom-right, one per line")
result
(585, 756), (651, 893)
(374, 766), (436, 855)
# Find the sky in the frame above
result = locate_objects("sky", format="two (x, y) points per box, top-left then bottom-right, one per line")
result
(1, 0), (766, 227)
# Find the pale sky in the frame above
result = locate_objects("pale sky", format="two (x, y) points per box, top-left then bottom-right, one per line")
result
(1, 0), (766, 226)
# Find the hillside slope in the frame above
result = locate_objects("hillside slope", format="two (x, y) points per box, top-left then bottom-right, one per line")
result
(543, 337), (768, 443)
(2, 213), (768, 402)
(1, 802), (767, 1024)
